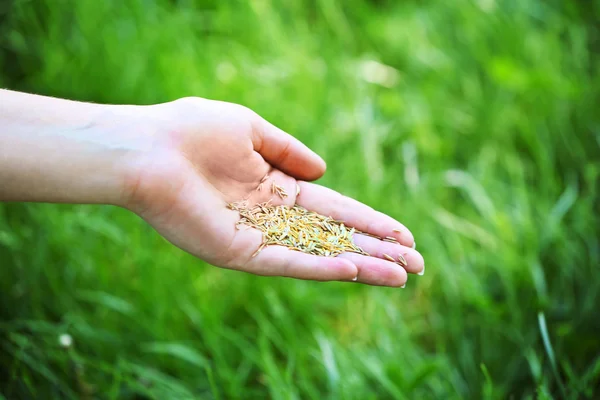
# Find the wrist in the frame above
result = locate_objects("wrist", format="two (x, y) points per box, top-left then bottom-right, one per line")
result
(0, 90), (148, 206)
(72, 103), (160, 207)
(107, 102), (186, 211)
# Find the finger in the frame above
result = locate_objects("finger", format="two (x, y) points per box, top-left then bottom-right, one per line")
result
(337, 253), (407, 287)
(296, 182), (415, 247)
(251, 117), (326, 181)
(353, 234), (424, 275)
(245, 245), (358, 281)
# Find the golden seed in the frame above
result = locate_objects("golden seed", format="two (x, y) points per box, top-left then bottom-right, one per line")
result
(252, 243), (266, 258)
(397, 253), (408, 267)
(362, 232), (381, 239)
(383, 253), (396, 262)
(392, 228), (402, 233)
(270, 182), (288, 199)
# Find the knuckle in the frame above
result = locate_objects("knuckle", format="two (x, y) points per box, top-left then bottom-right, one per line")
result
(227, 102), (258, 121)
(175, 96), (204, 106)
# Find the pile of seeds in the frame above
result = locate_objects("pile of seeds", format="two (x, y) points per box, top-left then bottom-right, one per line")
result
(226, 177), (409, 268)
(227, 200), (369, 258)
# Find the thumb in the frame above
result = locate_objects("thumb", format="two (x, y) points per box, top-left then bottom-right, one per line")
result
(251, 117), (326, 181)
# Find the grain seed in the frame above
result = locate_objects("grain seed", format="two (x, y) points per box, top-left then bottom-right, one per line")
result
(383, 253), (396, 262)
(362, 232), (381, 239)
(252, 243), (266, 258)
(397, 253), (408, 267)
(271, 182), (288, 199)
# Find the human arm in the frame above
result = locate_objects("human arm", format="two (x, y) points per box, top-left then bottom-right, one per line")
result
(0, 90), (424, 286)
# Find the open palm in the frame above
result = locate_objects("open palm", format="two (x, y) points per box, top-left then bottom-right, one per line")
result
(124, 97), (424, 287)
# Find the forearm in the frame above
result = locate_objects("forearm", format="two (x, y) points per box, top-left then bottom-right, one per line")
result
(0, 90), (137, 205)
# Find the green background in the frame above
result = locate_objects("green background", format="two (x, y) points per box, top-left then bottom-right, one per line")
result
(1, 0), (599, 398)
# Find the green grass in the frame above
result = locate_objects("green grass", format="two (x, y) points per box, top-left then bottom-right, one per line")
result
(1, 0), (599, 398)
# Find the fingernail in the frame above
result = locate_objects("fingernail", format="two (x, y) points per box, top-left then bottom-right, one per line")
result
(352, 276), (358, 281)
(412, 241), (417, 250)
(418, 265), (425, 276)
(401, 283), (406, 288)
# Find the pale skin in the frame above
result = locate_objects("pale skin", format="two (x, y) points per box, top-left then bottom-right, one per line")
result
(0, 89), (424, 287)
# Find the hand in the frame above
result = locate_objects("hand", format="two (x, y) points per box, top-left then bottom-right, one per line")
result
(121, 97), (424, 287)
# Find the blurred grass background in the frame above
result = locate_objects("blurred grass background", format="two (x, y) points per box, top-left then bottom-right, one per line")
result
(1, 0), (599, 398)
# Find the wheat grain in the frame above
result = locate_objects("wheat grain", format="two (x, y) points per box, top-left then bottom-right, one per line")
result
(271, 182), (288, 199)
(397, 253), (408, 267)
(383, 253), (396, 262)
(229, 201), (368, 257)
